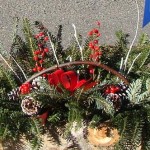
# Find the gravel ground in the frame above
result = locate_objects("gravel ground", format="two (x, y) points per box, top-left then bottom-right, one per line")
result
(0, 0), (149, 51)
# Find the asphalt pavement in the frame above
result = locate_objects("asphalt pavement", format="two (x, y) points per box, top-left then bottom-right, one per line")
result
(0, 0), (149, 50)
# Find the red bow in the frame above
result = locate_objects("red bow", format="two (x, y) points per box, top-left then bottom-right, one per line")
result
(48, 69), (97, 92)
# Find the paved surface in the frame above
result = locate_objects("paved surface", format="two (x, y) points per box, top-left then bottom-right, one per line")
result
(0, 0), (149, 50)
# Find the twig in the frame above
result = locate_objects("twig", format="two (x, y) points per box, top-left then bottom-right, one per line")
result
(72, 24), (83, 61)
(25, 61), (129, 85)
(123, 0), (139, 71)
(0, 54), (22, 82)
(47, 32), (59, 65)
(120, 57), (124, 71)
(9, 55), (28, 80)
(127, 53), (141, 74)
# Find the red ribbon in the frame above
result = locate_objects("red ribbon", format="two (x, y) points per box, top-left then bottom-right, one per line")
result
(37, 110), (49, 125)
(48, 69), (96, 92)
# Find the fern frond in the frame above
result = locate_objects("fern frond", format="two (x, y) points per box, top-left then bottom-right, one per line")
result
(114, 111), (144, 150)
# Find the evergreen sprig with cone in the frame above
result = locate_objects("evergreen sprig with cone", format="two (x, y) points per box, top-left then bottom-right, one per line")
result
(0, 19), (150, 150)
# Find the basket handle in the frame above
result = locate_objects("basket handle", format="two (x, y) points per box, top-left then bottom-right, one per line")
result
(25, 61), (129, 85)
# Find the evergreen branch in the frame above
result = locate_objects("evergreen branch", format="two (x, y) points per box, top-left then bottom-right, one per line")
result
(139, 49), (150, 69)
(0, 67), (17, 89)
(146, 78), (150, 91)
(0, 54), (22, 82)
(91, 93), (114, 116)
(0, 125), (8, 140)
(48, 113), (60, 123)
(139, 91), (150, 102)
(127, 79), (142, 104)
(23, 18), (36, 56)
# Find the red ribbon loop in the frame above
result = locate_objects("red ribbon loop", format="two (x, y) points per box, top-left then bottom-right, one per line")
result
(48, 69), (64, 86)
(48, 69), (96, 92)
(60, 71), (78, 91)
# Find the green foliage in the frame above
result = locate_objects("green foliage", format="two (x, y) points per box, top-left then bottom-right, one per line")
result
(127, 79), (150, 105)
(113, 110), (144, 150)
(90, 92), (115, 116)
(22, 18), (37, 57)
(27, 119), (43, 150)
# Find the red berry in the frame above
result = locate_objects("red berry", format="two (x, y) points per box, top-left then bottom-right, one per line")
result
(44, 36), (49, 41)
(37, 66), (43, 71)
(88, 42), (94, 49)
(39, 50), (43, 54)
(39, 32), (44, 37)
(110, 88), (116, 93)
(96, 21), (101, 26)
(94, 46), (100, 51)
(20, 82), (31, 94)
(105, 88), (110, 94)
(32, 67), (37, 72)
(34, 50), (40, 55)
(93, 40), (98, 44)
(39, 59), (44, 64)
(95, 52), (101, 56)
(99, 51), (102, 55)
(115, 86), (120, 92)
(88, 30), (93, 36)
(38, 44), (42, 48)
(41, 52), (46, 57)
(97, 33), (101, 37)
(89, 68), (94, 74)
(33, 56), (39, 61)
(42, 73), (47, 78)
(44, 48), (49, 53)
(35, 35), (39, 39)
(93, 29), (99, 34)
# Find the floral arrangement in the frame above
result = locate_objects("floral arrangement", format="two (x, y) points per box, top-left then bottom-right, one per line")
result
(0, 18), (150, 150)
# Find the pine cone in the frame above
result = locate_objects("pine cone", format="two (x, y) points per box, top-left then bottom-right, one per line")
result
(21, 96), (41, 116)
(32, 76), (46, 91)
(102, 83), (128, 111)
(7, 88), (21, 101)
